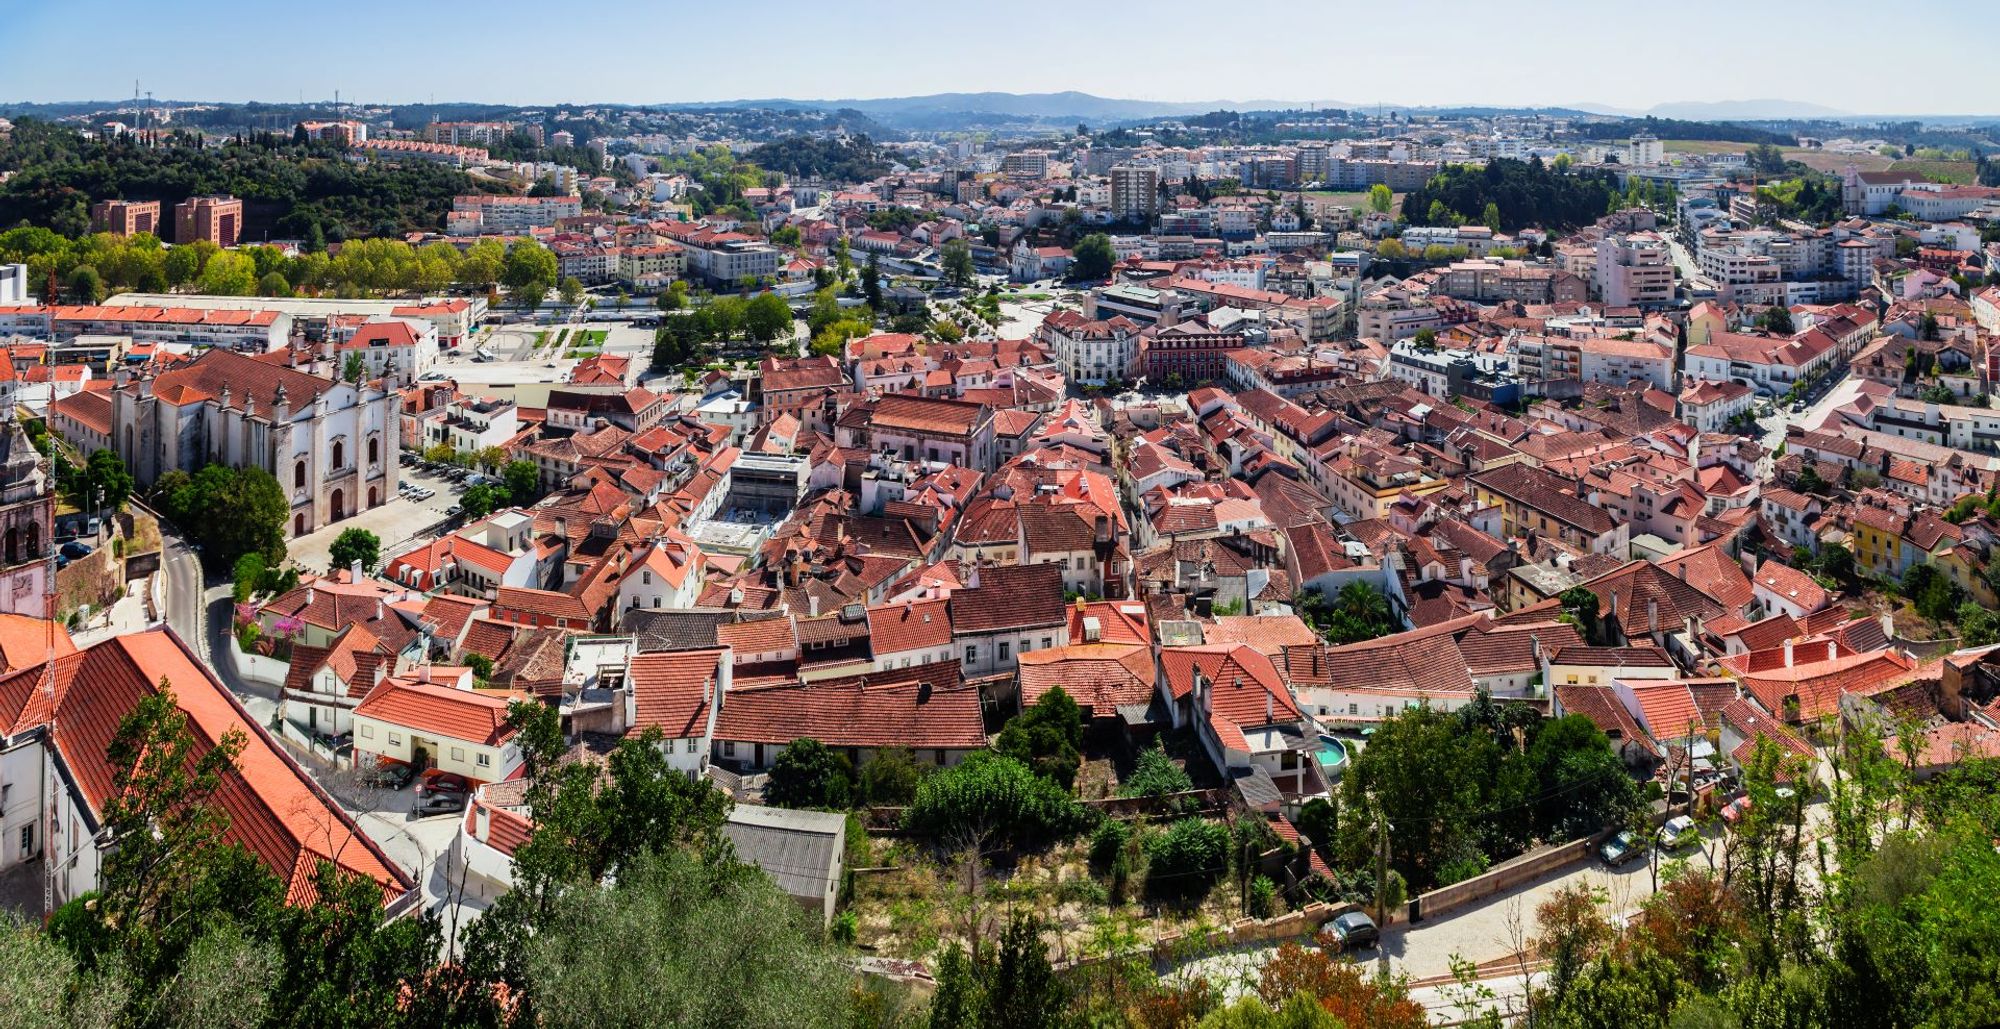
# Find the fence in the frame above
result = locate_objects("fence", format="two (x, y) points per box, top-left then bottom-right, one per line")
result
(226, 641), (291, 688)
(1411, 835), (1598, 923)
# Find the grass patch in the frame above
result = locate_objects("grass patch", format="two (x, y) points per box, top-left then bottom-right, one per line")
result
(1787, 148), (1889, 173)
(1888, 159), (1979, 185)
(1662, 139), (1750, 155)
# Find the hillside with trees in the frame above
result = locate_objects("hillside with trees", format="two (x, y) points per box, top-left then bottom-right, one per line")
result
(0, 119), (501, 243)
(1401, 157), (1622, 232)
(750, 134), (894, 181)
(1575, 116), (1793, 145)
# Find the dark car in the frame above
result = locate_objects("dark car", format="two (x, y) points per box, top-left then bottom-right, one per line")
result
(362, 763), (417, 790)
(60, 541), (93, 560)
(412, 792), (468, 818)
(1327, 911), (1379, 951)
(416, 770), (471, 797)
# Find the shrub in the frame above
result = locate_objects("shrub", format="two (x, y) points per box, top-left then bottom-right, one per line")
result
(1247, 875), (1278, 919)
(1056, 876), (1109, 908)
(858, 746), (922, 806)
(1120, 743), (1193, 799)
(902, 752), (1095, 848)
(1145, 818), (1231, 900)
(995, 687), (1085, 789)
(830, 910), (858, 944)
(1089, 819), (1131, 871)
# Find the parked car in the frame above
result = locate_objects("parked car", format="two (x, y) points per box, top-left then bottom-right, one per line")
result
(444, 504), (462, 517)
(362, 763), (417, 790)
(60, 541), (92, 560)
(412, 792), (468, 818)
(416, 770), (471, 797)
(1326, 911), (1379, 951)
(1599, 830), (1647, 867)
(1658, 814), (1700, 851)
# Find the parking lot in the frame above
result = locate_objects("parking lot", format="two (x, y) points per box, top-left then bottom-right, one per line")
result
(287, 460), (468, 575)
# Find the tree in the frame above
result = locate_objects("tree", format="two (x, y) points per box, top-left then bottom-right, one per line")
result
(67, 263), (105, 304)
(161, 464), (287, 569)
(858, 746), (922, 806)
(327, 528), (380, 574)
(502, 240), (558, 307)
(460, 483), (507, 519)
(982, 913), (1067, 1029)
(503, 460), (540, 505)
(342, 351), (367, 383)
(941, 238), (976, 288)
(1559, 585), (1603, 644)
(995, 687), (1085, 789)
(1368, 183), (1394, 214)
(77, 447), (134, 513)
(770, 225), (802, 247)
(256, 270), (291, 297)
(742, 291), (793, 342)
(1756, 305), (1796, 335)
(523, 849), (851, 1029)
(557, 276), (585, 307)
(902, 752), (1094, 848)
(1297, 580), (1399, 645)
(764, 737), (855, 809)
(656, 280), (687, 310)
(1070, 233), (1116, 282)
(862, 252), (883, 310)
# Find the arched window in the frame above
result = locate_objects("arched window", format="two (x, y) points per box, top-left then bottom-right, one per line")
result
(26, 523), (39, 559)
(294, 460), (307, 489)
(332, 440), (346, 470)
(367, 436), (379, 465)
(4, 527), (15, 565)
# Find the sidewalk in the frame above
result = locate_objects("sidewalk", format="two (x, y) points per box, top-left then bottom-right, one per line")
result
(70, 577), (159, 648)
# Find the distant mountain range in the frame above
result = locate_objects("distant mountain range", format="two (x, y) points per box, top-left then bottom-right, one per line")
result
(1567, 98), (1854, 120)
(668, 92), (1879, 129)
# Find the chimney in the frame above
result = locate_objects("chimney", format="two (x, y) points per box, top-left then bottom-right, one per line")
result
(1827, 639), (1837, 662)
(1879, 611), (1895, 641)
(1264, 686), (1273, 726)
(351, 559), (363, 584)
(1647, 598), (1659, 637)
(808, 594), (820, 618)
(967, 561), (981, 589)
(1677, 561), (1687, 581)
(1783, 638), (1795, 668)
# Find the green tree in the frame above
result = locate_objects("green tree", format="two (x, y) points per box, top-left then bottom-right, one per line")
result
(1369, 183), (1394, 214)
(941, 238), (976, 287)
(342, 351), (367, 383)
(742, 291), (793, 342)
(256, 270), (291, 297)
(764, 737), (856, 809)
(77, 447), (134, 513)
(67, 263), (105, 304)
(558, 276), (585, 306)
(166, 464), (287, 569)
(1069, 233), (1116, 281)
(902, 752), (1094, 848)
(523, 849), (851, 1028)
(858, 746), (923, 806)
(327, 528), (380, 573)
(460, 482), (507, 519)
(503, 459), (540, 505)
(995, 687), (1085, 789)
(983, 913), (1067, 1029)
(503, 240), (558, 307)
(863, 252), (883, 310)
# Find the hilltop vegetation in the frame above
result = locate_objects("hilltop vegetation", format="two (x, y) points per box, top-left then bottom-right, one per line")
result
(1401, 156), (1622, 232)
(0, 119), (499, 242)
(750, 134), (894, 181)
(1575, 116), (1793, 145)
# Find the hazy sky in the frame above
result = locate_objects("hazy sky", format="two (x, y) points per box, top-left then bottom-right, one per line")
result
(2, 0), (1992, 115)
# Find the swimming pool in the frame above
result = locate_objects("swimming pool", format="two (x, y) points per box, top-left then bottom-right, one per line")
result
(1314, 734), (1349, 775)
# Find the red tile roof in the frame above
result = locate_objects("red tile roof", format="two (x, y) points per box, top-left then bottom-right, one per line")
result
(1, 630), (411, 905)
(1017, 643), (1156, 714)
(867, 597), (953, 655)
(353, 676), (517, 747)
(713, 660), (985, 751)
(627, 649), (723, 739)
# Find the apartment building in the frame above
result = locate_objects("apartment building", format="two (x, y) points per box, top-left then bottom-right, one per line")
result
(1109, 165), (1160, 224)
(1038, 310), (1142, 386)
(174, 195), (243, 246)
(1594, 233), (1675, 308)
(89, 199), (161, 237)
(448, 194), (583, 235)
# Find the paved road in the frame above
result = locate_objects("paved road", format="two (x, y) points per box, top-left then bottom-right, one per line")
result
(155, 514), (264, 703)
